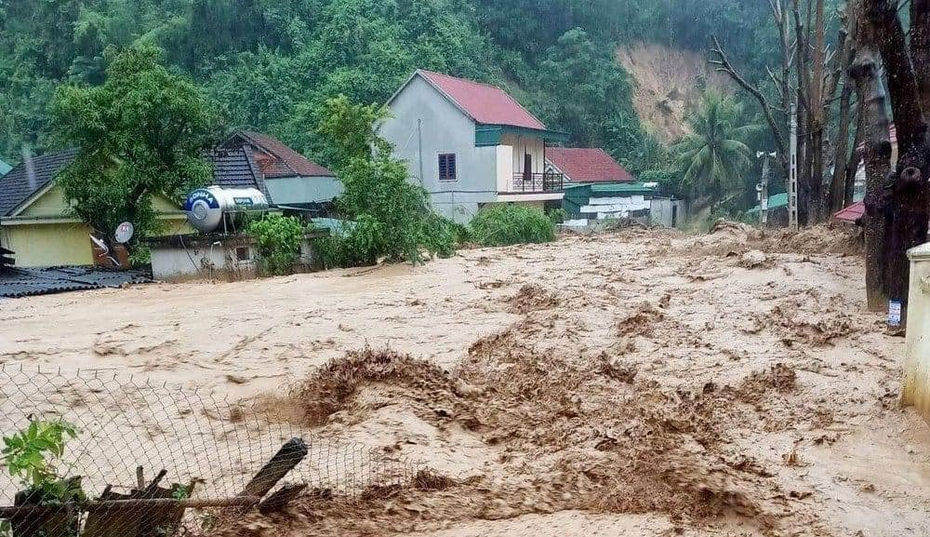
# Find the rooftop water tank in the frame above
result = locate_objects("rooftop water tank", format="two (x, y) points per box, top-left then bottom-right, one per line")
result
(184, 186), (269, 233)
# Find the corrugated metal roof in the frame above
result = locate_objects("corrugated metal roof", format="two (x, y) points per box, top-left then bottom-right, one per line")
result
(0, 149), (79, 216)
(547, 148), (635, 183)
(748, 192), (789, 214)
(588, 182), (657, 194)
(833, 201), (864, 223)
(418, 70), (546, 130)
(0, 267), (151, 299)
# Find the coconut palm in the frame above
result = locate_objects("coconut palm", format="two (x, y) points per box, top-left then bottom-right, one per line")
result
(673, 92), (760, 203)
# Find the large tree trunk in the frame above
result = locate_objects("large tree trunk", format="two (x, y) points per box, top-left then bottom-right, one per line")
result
(830, 7), (858, 214)
(913, 0), (930, 114)
(862, 0), (930, 316)
(850, 42), (892, 311)
(808, 0), (827, 223)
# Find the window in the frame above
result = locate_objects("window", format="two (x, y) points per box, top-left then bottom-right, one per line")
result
(439, 153), (457, 181)
(235, 247), (250, 261)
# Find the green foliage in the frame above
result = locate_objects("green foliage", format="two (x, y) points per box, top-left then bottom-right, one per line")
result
(2, 418), (83, 501)
(0, 0), (792, 180)
(470, 204), (556, 247)
(247, 214), (305, 275)
(313, 97), (458, 268)
(316, 95), (391, 173)
(535, 28), (643, 163)
(51, 44), (215, 246)
(547, 207), (569, 224)
(672, 92), (762, 202)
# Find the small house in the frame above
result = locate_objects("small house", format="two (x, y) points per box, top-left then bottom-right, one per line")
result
(380, 70), (570, 223)
(223, 131), (340, 214)
(0, 146), (266, 268)
(548, 148), (685, 228)
(545, 148), (635, 186)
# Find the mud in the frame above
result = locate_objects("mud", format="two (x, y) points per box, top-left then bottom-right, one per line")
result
(1, 224), (926, 537)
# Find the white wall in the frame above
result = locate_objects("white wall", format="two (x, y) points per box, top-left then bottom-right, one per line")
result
(501, 133), (545, 175)
(650, 199), (686, 227)
(380, 74), (498, 223)
(265, 176), (343, 205)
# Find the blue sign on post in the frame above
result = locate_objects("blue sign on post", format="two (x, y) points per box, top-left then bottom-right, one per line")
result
(889, 299), (903, 327)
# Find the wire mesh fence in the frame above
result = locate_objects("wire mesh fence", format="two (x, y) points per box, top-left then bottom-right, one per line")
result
(0, 364), (431, 537)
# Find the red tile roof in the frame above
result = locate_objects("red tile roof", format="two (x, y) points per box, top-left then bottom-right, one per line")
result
(546, 148), (635, 183)
(418, 70), (546, 130)
(236, 131), (335, 178)
(833, 201), (865, 224)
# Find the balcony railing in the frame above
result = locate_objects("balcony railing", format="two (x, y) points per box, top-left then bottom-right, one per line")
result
(510, 172), (565, 193)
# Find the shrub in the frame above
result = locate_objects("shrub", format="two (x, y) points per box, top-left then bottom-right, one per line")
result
(311, 95), (459, 268)
(247, 214), (305, 275)
(470, 204), (556, 247)
(2, 418), (85, 502)
(547, 207), (569, 224)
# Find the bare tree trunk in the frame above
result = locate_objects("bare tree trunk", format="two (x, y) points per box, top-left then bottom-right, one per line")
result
(808, 0), (827, 223)
(829, 5), (858, 214)
(850, 42), (892, 311)
(861, 0), (930, 314)
(797, 105), (812, 225)
(830, 81), (855, 213)
(844, 101), (864, 206)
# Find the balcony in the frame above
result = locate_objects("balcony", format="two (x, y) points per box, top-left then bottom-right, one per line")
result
(509, 172), (565, 193)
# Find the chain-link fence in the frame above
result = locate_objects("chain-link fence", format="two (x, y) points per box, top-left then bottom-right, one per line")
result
(0, 364), (431, 537)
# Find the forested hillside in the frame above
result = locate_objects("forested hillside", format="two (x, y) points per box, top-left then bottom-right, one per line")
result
(0, 0), (779, 179)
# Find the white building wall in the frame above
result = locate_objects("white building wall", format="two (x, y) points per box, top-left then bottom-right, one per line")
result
(264, 176), (343, 205)
(501, 133), (546, 175)
(380, 75), (498, 223)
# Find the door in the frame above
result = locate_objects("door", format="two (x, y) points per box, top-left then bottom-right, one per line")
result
(523, 153), (532, 182)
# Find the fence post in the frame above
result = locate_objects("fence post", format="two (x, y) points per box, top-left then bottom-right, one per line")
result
(902, 242), (930, 415)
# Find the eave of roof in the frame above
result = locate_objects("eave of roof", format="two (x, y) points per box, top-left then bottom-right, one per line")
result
(389, 70), (554, 133)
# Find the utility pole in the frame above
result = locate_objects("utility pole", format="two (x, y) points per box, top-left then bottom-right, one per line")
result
(757, 152), (773, 227)
(788, 100), (800, 231)
(417, 119), (425, 186)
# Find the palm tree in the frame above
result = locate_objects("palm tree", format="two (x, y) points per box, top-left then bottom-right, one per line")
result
(673, 92), (760, 204)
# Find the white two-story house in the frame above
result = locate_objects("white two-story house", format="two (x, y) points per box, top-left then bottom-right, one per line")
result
(380, 70), (569, 223)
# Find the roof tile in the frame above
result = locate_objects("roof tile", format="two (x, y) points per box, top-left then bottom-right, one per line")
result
(0, 149), (79, 216)
(233, 132), (335, 178)
(546, 148), (634, 183)
(418, 70), (546, 130)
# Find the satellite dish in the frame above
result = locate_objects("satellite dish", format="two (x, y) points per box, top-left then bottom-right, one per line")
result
(115, 222), (135, 244)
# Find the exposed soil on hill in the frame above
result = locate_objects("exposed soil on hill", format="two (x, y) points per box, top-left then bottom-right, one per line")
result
(618, 42), (734, 143)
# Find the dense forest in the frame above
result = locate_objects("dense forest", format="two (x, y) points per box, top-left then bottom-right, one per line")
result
(1, 0), (783, 198)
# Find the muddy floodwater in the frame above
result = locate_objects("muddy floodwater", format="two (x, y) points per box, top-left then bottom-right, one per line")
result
(2, 223), (928, 536)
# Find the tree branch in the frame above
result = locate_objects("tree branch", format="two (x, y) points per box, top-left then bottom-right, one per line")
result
(709, 35), (789, 166)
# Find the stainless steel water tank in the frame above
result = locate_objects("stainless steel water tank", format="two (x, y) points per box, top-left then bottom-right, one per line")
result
(184, 186), (269, 233)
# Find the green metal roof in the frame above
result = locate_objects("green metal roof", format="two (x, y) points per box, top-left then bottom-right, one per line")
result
(0, 159), (11, 176)
(564, 182), (658, 194)
(590, 182), (657, 194)
(475, 124), (570, 146)
(748, 192), (789, 214)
